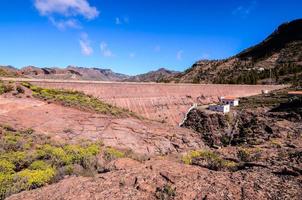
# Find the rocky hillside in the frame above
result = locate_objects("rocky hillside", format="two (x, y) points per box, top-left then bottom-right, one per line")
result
(172, 19), (302, 85)
(124, 68), (179, 82)
(0, 66), (179, 82)
(181, 89), (301, 147)
(3, 84), (301, 199)
(0, 66), (21, 77)
(19, 66), (130, 81)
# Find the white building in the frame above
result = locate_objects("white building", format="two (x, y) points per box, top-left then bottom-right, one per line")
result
(220, 96), (239, 107)
(209, 104), (230, 113)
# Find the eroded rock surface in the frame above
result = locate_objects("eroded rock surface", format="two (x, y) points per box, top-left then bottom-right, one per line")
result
(0, 95), (204, 156)
(8, 158), (302, 200)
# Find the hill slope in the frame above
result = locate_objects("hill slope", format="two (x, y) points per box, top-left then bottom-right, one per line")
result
(19, 66), (130, 81)
(124, 68), (179, 82)
(173, 19), (302, 85)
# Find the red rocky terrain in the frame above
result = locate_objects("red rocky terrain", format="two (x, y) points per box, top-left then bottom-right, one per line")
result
(2, 78), (286, 125)
(0, 81), (300, 200)
(0, 95), (203, 156)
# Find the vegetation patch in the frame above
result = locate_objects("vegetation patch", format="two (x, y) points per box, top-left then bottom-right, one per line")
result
(0, 68), (20, 78)
(0, 125), (102, 199)
(21, 82), (139, 118)
(104, 147), (125, 161)
(182, 150), (238, 171)
(0, 81), (14, 95)
(237, 147), (262, 162)
(238, 90), (289, 109)
(155, 184), (176, 200)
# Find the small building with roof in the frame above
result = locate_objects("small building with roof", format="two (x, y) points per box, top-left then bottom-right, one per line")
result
(220, 96), (239, 107)
(208, 104), (230, 113)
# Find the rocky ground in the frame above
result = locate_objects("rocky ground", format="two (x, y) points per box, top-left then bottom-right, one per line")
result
(1, 81), (301, 199)
(1, 78), (285, 125)
(7, 157), (302, 200)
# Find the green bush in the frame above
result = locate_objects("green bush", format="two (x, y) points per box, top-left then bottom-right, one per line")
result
(0, 173), (14, 199)
(29, 161), (50, 170)
(22, 83), (139, 118)
(36, 88), (117, 115)
(1, 133), (23, 151)
(0, 151), (31, 171)
(237, 148), (262, 162)
(0, 160), (15, 174)
(36, 144), (72, 166)
(104, 147), (125, 161)
(17, 167), (56, 189)
(0, 83), (14, 94)
(0, 125), (102, 199)
(182, 150), (238, 171)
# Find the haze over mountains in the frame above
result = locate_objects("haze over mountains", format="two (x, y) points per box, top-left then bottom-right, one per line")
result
(1, 19), (301, 84)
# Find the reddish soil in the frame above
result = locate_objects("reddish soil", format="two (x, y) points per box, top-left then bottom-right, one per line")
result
(0, 95), (204, 156)
(8, 158), (301, 200)
(3, 78), (286, 125)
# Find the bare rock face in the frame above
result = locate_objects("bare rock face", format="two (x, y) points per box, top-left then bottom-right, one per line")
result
(181, 91), (302, 148)
(7, 158), (302, 200)
(181, 105), (302, 148)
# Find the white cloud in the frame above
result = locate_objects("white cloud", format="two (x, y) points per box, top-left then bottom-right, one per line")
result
(34, 0), (99, 19)
(100, 42), (114, 57)
(176, 50), (183, 60)
(115, 17), (121, 25)
(129, 52), (135, 58)
(49, 17), (81, 30)
(115, 16), (129, 25)
(79, 33), (93, 56)
(232, 1), (257, 18)
(154, 45), (161, 52)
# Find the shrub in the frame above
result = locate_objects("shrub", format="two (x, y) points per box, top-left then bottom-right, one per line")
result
(0, 151), (31, 171)
(20, 128), (34, 135)
(1, 133), (23, 151)
(0, 83), (14, 94)
(36, 144), (72, 166)
(0, 160), (15, 174)
(0, 173), (13, 199)
(63, 143), (100, 167)
(23, 83), (139, 118)
(29, 161), (50, 170)
(16, 85), (24, 94)
(182, 150), (238, 171)
(270, 139), (282, 148)
(104, 147), (125, 161)
(16, 167), (56, 189)
(237, 148), (262, 162)
(0, 124), (102, 198)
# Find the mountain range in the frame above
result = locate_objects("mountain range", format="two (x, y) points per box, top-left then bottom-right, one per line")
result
(169, 19), (302, 85)
(1, 19), (301, 84)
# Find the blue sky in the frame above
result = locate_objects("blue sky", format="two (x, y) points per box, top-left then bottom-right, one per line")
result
(0, 0), (301, 75)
